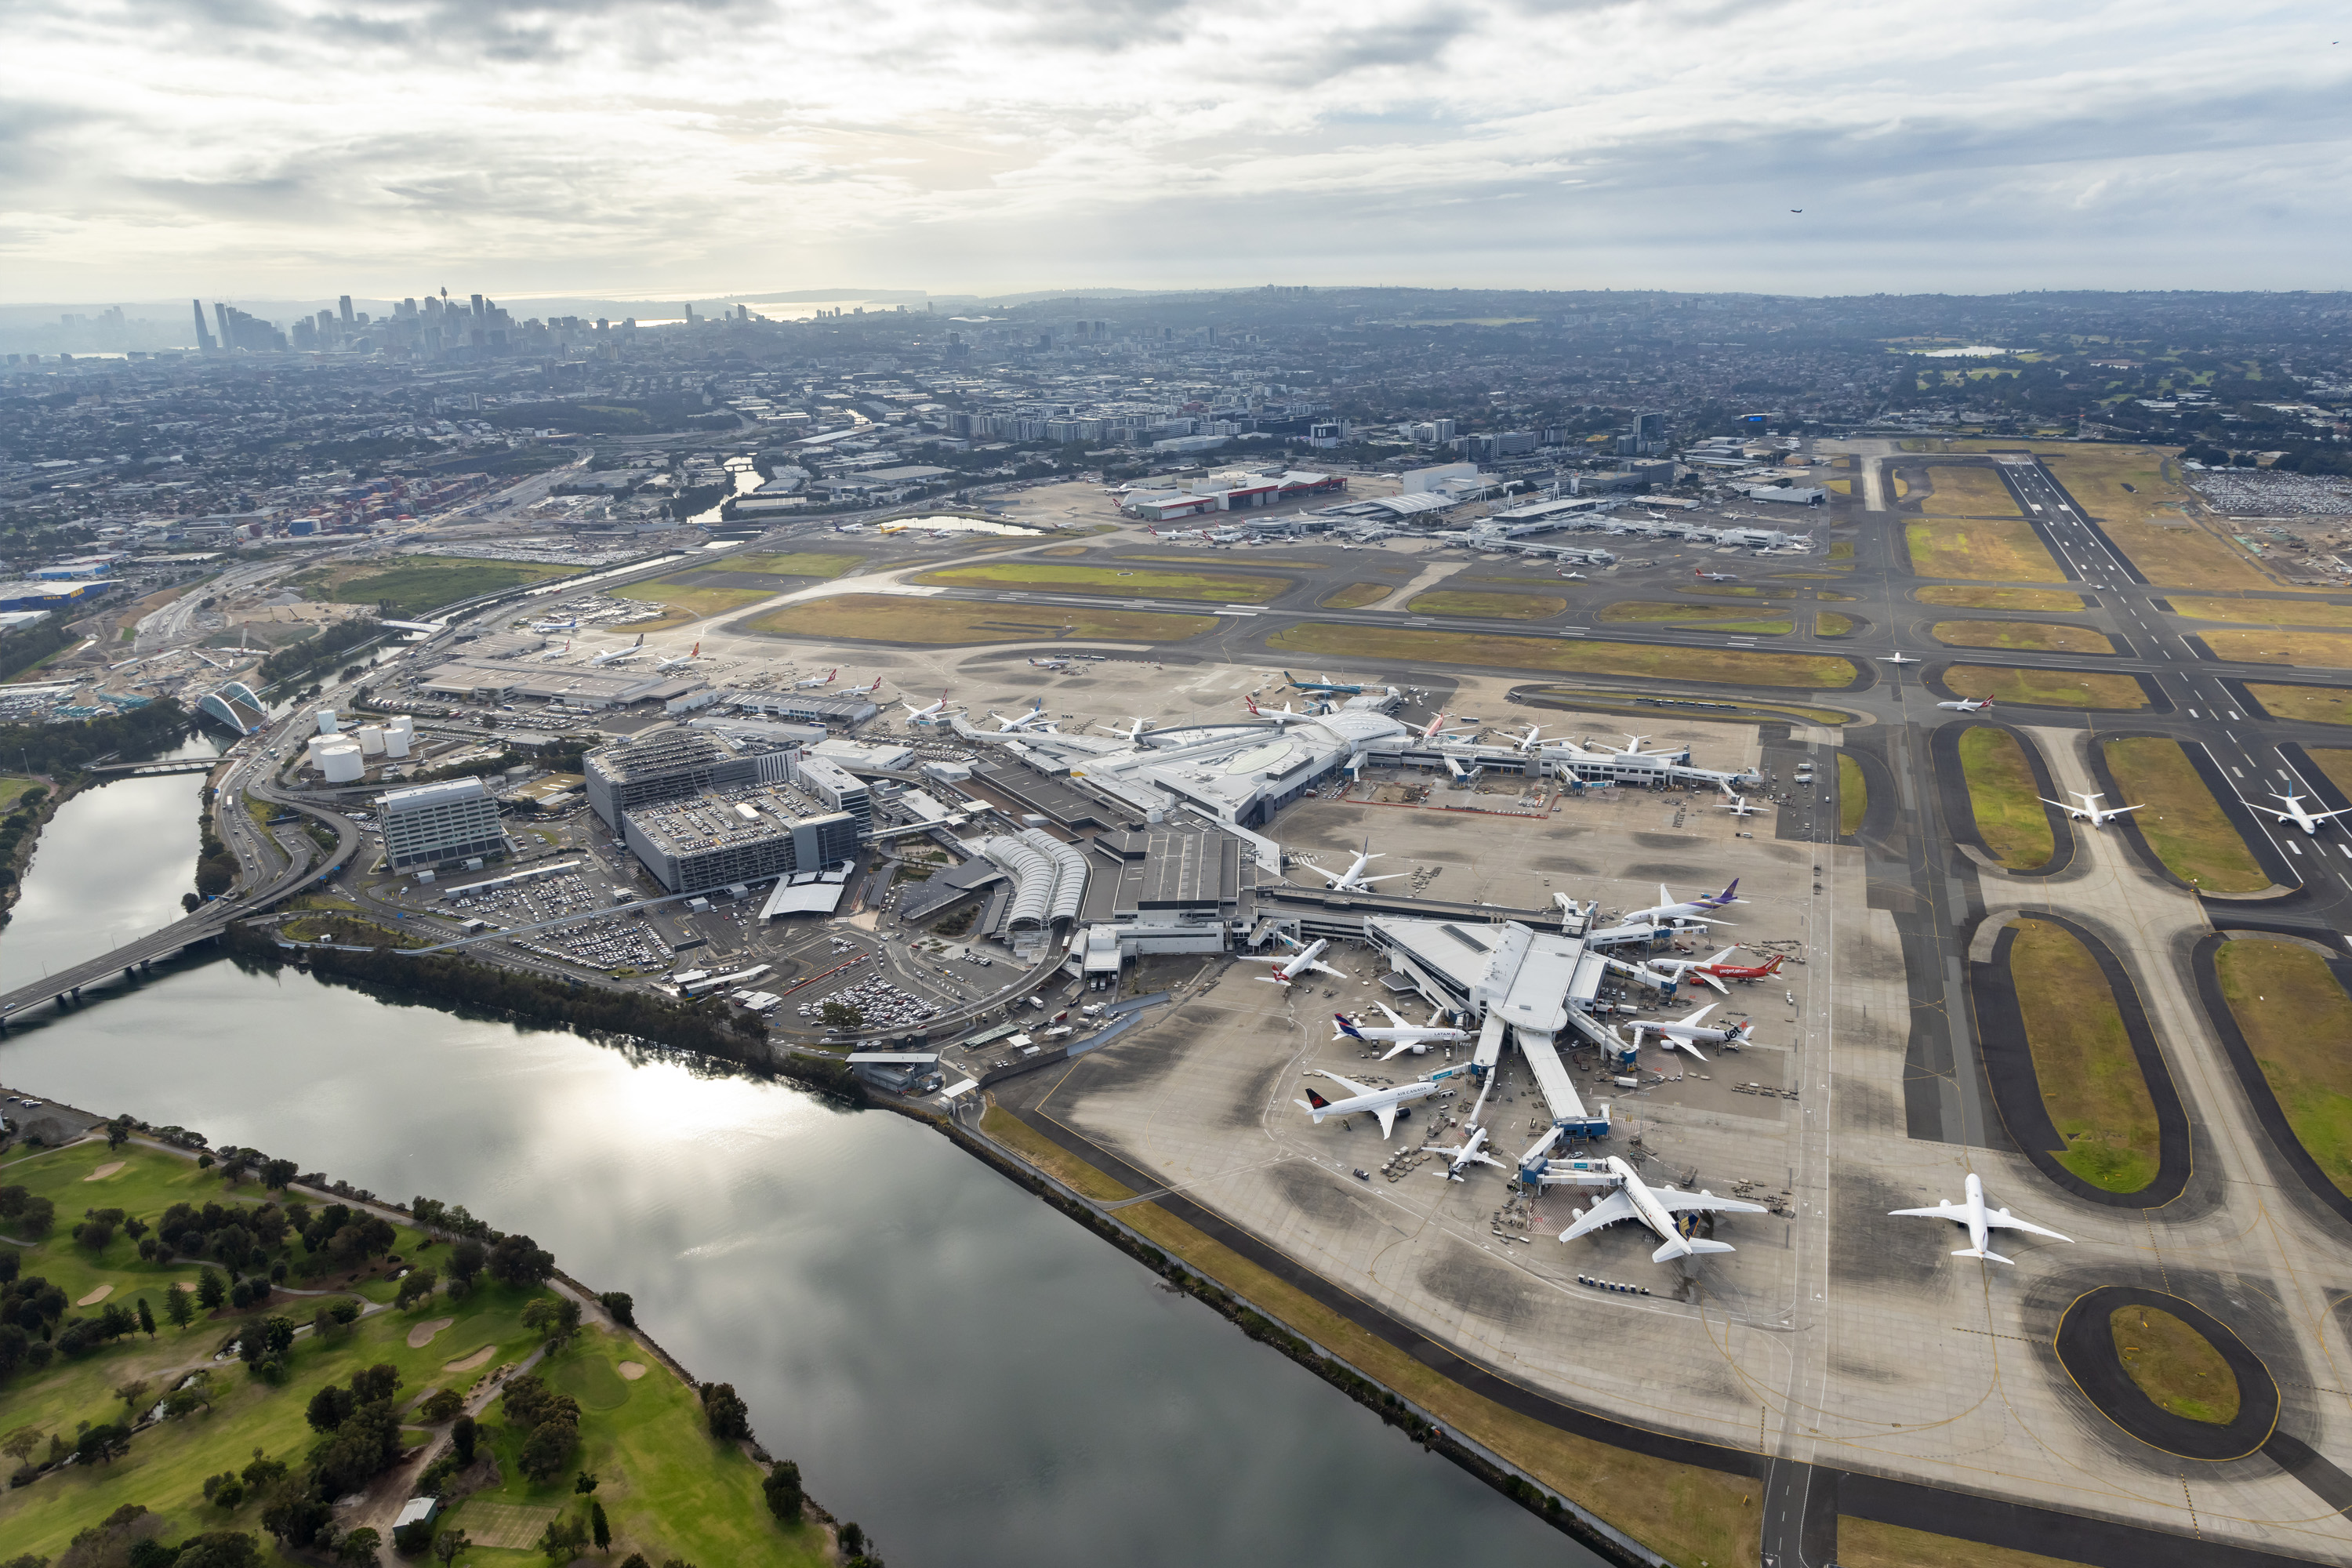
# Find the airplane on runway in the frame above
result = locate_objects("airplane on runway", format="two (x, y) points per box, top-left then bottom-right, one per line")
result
(987, 698), (1056, 733)
(900, 691), (956, 723)
(1694, 569), (1739, 583)
(1333, 1001), (1468, 1058)
(1626, 1002), (1755, 1062)
(1553, 1154), (1769, 1263)
(1879, 652), (1922, 666)
(1294, 1066), (1461, 1139)
(1557, 569), (1587, 581)
(1284, 670), (1367, 695)
(1623, 881), (1744, 923)
(2249, 791), (2352, 835)
(1889, 1172), (2071, 1265)
(2041, 790), (2144, 827)
(793, 668), (838, 688)
(1936, 697), (1995, 712)
(1260, 937), (1347, 985)
(1421, 1124), (1508, 1181)
(1300, 839), (1407, 893)
(1719, 793), (1764, 816)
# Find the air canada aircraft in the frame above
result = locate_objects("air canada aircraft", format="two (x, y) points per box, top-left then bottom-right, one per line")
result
(1555, 1154), (1769, 1263)
(2249, 791), (2352, 836)
(1260, 937), (1346, 985)
(1294, 1065), (1462, 1138)
(1333, 1002), (1469, 1058)
(2040, 790), (2143, 827)
(1936, 697), (1995, 712)
(1301, 838), (1406, 893)
(1889, 1172), (2071, 1265)
(1626, 1002), (1754, 1062)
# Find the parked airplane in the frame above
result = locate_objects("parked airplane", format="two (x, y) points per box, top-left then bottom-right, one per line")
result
(1645, 949), (1785, 994)
(529, 618), (579, 633)
(2249, 791), (2352, 836)
(1719, 793), (1764, 816)
(901, 691), (955, 723)
(1418, 711), (1476, 743)
(1294, 1066), (1461, 1139)
(2040, 790), (2144, 827)
(1245, 695), (1314, 725)
(988, 698), (1055, 733)
(1554, 1154), (1769, 1263)
(1889, 1172), (2071, 1265)
(1508, 725), (1547, 753)
(1333, 1002), (1468, 1058)
(1301, 839), (1406, 893)
(1879, 652), (1922, 665)
(1623, 881), (1744, 924)
(1028, 657), (1071, 670)
(1098, 717), (1151, 742)
(1284, 670), (1366, 695)
(1260, 937), (1347, 985)
(652, 654), (697, 672)
(793, 667), (838, 688)
(1627, 1002), (1755, 1062)
(1936, 697), (1995, 712)
(1421, 1124), (1508, 1181)
(1694, 569), (1739, 583)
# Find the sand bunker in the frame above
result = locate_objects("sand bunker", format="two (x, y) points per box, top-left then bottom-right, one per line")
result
(77, 1284), (114, 1306)
(617, 1361), (648, 1381)
(443, 1345), (496, 1373)
(172, 1280), (198, 1292)
(84, 1161), (125, 1181)
(406, 1316), (456, 1349)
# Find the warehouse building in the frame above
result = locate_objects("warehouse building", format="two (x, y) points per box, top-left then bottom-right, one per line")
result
(380, 778), (507, 871)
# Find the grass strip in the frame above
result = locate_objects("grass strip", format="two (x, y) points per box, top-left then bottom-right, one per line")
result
(716, 551), (864, 578)
(1267, 623), (1856, 688)
(1915, 586), (2086, 612)
(2110, 1305), (2239, 1425)
(2216, 938), (2352, 1196)
(981, 1105), (1137, 1203)
(2100, 737), (2267, 893)
(1837, 755), (1866, 835)
(2306, 747), (2352, 800)
(292, 555), (579, 616)
(1695, 619), (1794, 635)
(610, 580), (772, 629)
(1598, 601), (1752, 623)
(1320, 583), (1393, 610)
(1918, 465), (2024, 517)
(1957, 728), (2053, 869)
(1902, 521), (2064, 583)
(1837, 1516), (2092, 1568)
(2195, 629), (2352, 668)
(1406, 590), (1565, 620)
(1814, 613), (1853, 637)
(2171, 597), (2352, 628)
(1942, 666), (2147, 710)
(912, 562), (1287, 602)
(2006, 919), (2162, 1192)
(1930, 620), (2115, 655)
(2245, 684), (2352, 727)
(750, 594), (1214, 647)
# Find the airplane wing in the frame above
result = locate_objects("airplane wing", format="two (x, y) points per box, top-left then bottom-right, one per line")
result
(1653, 1185), (1769, 1215)
(1298, 863), (1341, 885)
(1317, 1071), (1376, 1099)
(1559, 1189), (1639, 1241)
(1679, 1003), (1718, 1027)
(1373, 1102), (1400, 1139)
(1888, 1200), (1970, 1221)
(1306, 960), (1348, 980)
(1984, 1210), (2073, 1243)
(1692, 971), (1729, 994)
(2106, 804), (2145, 817)
(1374, 1000), (1410, 1028)
(1378, 1040), (1424, 1062)
(1661, 1036), (1709, 1063)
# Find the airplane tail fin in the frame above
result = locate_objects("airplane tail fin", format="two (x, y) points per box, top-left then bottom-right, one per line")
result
(1245, 695), (1261, 715)
(1763, 955), (1786, 977)
(1715, 878), (1740, 903)
(1304, 1088), (1331, 1112)
(1953, 1247), (2013, 1265)
(1293, 1098), (1328, 1123)
(1333, 1015), (1363, 1040)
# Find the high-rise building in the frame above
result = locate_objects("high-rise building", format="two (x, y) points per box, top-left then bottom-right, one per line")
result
(191, 299), (216, 353)
(338, 295), (354, 326)
(379, 778), (506, 871)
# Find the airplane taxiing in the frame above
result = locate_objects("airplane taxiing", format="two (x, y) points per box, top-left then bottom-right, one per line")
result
(1260, 937), (1347, 985)
(988, 697), (1055, 733)
(1889, 1172), (2071, 1265)
(1936, 697), (1995, 712)
(1879, 652), (1922, 665)
(2040, 790), (2143, 827)
(1694, 569), (1739, 583)
(1302, 838), (1407, 893)
(1334, 1002), (1469, 1058)
(2249, 791), (2352, 836)
(1626, 1001), (1755, 1062)
(1294, 1065), (1462, 1139)
(1554, 1154), (1769, 1263)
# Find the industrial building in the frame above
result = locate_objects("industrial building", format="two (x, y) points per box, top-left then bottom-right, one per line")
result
(380, 777), (507, 871)
(621, 782), (862, 895)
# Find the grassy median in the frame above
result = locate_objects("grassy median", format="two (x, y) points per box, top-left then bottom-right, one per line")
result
(1265, 622), (1857, 688)
(1903, 520), (2064, 583)
(1942, 666), (2147, 710)
(293, 554), (579, 616)
(2194, 629), (2352, 668)
(1838, 1517), (2092, 1568)
(2111, 1305), (2239, 1425)
(1958, 727), (2055, 869)
(1598, 601), (1754, 622)
(1815, 612), (1854, 637)
(1918, 465), (2024, 517)
(749, 593), (1215, 646)
(2216, 938), (2352, 1196)
(1319, 582), (1394, 609)
(717, 550), (865, 578)
(2038, 445), (2270, 591)
(2007, 918), (2162, 1192)
(1930, 620), (2116, 655)
(2170, 596), (2352, 627)
(2245, 684), (2352, 726)
(912, 561), (1288, 602)
(2101, 736), (2267, 893)
(1837, 754), (1866, 835)
(612, 579), (773, 629)
(1406, 590), (1566, 620)
(1915, 586), (2087, 612)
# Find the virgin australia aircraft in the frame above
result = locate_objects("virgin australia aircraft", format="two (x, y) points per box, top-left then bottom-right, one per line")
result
(1554, 1154), (1769, 1263)
(1889, 1173), (2071, 1264)
(1294, 1065), (1464, 1139)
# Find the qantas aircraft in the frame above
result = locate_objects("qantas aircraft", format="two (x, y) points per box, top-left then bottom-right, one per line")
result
(1259, 937), (1346, 985)
(900, 691), (955, 723)
(1554, 1155), (1769, 1263)
(793, 667), (838, 688)
(1889, 1173), (2071, 1265)
(1936, 697), (1995, 712)
(1333, 1002), (1469, 1058)
(1294, 1066), (1462, 1139)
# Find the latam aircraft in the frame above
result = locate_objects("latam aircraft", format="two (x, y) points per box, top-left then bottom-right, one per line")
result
(1555, 1154), (1769, 1263)
(1260, 937), (1346, 985)
(1889, 1173), (2071, 1265)
(2040, 790), (2143, 827)
(1333, 1002), (1469, 1058)
(1294, 1065), (1462, 1138)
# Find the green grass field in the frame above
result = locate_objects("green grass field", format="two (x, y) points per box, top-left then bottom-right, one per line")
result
(0, 775), (42, 811)
(2006, 919), (2163, 1192)
(2171, 596), (2352, 627)
(1837, 755), (1866, 835)
(1700, 619), (1795, 634)
(610, 579), (773, 630)
(751, 593), (1214, 647)
(2195, 629), (2352, 668)
(714, 552), (864, 579)
(1915, 586), (2088, 612)
(1918, 465), (2024, 517)
(1815, 612), (1854, 637)
(2216, 938), (2352, 1196)
(1838, 1515), (2093, 1568)
(2308, 748), (2352, 800)
(1903, 521), (2064, 583)
(1941, 666), (2148, 710)
(2245, 684), (2352, 726)
(911, 561), (1287, 602)
(1931, 620), (2116, 655)
(1958, 727), (2055, 869)
(1319, 583), (1392, 609)
(2111, 1305), (2239, 1425)
(292, 556), (579, 617)
(2036, 445), (2270, 592)
(1265, 622), (1857, 689)
(2101, 737), (2267, 893)
(1596, 601), (1751, 623)
(1406, 590), (1565, 620)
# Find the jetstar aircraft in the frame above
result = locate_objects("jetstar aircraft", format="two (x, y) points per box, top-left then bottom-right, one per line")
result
(1333, 1002), (1468, 1058)
(1623, 880), (1744, 924)
(2040, 790), (2144, 827)
(1554, 1154), (1769, 1263)
(1259, 936), (1346, 985)
(1284, 670), (1366, 695)
(1626, 1002), (1755, 1062)
(1301, 838), (1406, 893)
(1294, 1067), (1461, 1139)
(1645, 949), (1785, 995)
(1889, 1172), (2071, 1265)
(1421, 1124), (1508, 1181)
(1936, 697), (1995, 712)
(2249, 791), (2352, 836)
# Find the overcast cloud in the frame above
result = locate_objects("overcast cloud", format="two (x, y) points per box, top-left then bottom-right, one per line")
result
(3, 0), (2347, 300)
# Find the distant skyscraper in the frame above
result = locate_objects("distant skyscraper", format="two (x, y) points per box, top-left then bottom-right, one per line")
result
(470, 293), (484, 318)
(214, 303), (231, 350)
(338, 295), (354, 326)
(191, 299), (216, 353)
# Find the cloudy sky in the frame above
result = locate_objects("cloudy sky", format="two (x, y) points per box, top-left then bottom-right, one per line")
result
(5, 0), (2349, 302)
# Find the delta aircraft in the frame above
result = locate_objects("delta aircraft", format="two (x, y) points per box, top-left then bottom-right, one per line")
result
(1260, 937), (1346, 985)
(1334, 1002), (1469, 1058)
(1889, 1172), (2071, 1265)
(1420, 1125), (1508, 1181)
(1300, 839), (1406, 893)
(1936, 697), (1995, 712)
(2040, 790), (2144, 827)
(1294, 1065), (1463, 1139)
(2249, 791), (2352, 835)
(1627, 1002), (1755, 1062)
(1284, 670), (1367, 695)
(1554, 1154), (1769, 1263)
(1623, 881), (1744, 924)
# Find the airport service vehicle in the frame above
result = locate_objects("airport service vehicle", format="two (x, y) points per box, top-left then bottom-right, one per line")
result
(1879, 652), (1922, 666)
(1889, 1172), (2071, 1265)
(1694, 569), (1738, 583)
(1283, 670), (1367, 696)
(2040, 790), (2144, 828)
(1260, 937), (1346, 985)
(1622, 880), (1744, 924)
(794, 668), (838, 688)
(1626, 1001), (1755, 1062)
(1936, 697), (1995, 712)
(1294, 1065), (1463, 1138)
(1553, 1154), (1769, 1263)
(1421, 1124), (1508, 1181)
(901, 691), (955, 723)
(1334, 1002), (1469, 1058)
(1299, 838), (1406, 894)
(2249, 791), (2352, 835)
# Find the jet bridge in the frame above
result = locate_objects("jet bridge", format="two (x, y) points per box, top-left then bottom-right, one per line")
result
(1515, 1025), (1612, 1142)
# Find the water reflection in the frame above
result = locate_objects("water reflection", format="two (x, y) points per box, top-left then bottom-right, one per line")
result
(0, 772), (207, 990)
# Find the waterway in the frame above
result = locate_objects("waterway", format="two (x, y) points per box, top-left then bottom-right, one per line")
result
(0, 781), (1595, 1567)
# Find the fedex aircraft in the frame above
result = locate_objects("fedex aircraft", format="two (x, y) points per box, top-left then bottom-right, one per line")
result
(1889, 1173), (2071, 1265)
(1333, 1002), (1468, 1058)
(2249, 792), (2352, 836)
(1294, 1065), (1461, 1138)
(1259, 937), (1345, 985)
(1627, 1002), (1755, 1062)
(1553, 1155), (1769, 1263)
(1301, 839), (1406, 893)
(2040, 790), (2143, 827)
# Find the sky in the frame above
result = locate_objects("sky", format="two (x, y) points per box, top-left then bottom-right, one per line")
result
(4, 0), (2350, 303)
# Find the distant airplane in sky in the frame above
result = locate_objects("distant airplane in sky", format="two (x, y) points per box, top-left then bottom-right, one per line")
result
(1889, 1173), (2071, 1265)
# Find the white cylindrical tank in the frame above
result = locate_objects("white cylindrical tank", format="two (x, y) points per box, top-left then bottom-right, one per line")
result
(355, 725), (386, 757)
(318, 742), (364, 784)
(383, 728), (412, 758)
(389, 714), (415, 737)
(316, 710), (339, 735)
(304, 735), (337, 769)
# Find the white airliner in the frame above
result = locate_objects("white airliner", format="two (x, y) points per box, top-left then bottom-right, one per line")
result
(1417, 711), (1472, 743)
(900, 691), (955, 722)
(1098, 717), (1151, 742)
(1719, 793), (1764, 816)
(1333, 1002), (1469, 1058)
(1623, 880), (1744, 924)
(1626, 1001), (1755, 1062)
(1244, 695), (1313, 725)
(1301, 839), (1406, 893)
(1508, 725), (1547, 753)
(1936, 697), (1995, 712)
(1889, 1172), (2071, 1265)
(2250, 791), (2352, 836)
(793, 667), (838, 688)
(1294, 1067), (1461, 1139)
(2040, 790), (2143, 827)
(1260, 937), (1346, 985)
(1028, 657), (1070, 670)
(1555, 1154), (1769, 1263)
(652, 654), (697, 672)
(1694, 569), (1738, 583)
(1879, 652), (1921, 666)
(1421, 1124), (1508, 1181)
(1642, 947), (1739, 994)
(988, 699), (1055, 733)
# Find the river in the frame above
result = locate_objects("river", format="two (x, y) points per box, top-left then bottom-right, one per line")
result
(0, 778), (1594, 1566)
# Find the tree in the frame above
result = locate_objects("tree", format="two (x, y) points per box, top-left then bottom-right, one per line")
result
(517, 1416), (579, 1483)
(16, 1196), (53, 1238)
(335, 1526), (381, 1563)
(1, 1426), (41, 1465)
(395, 1268), (438, 1310)
(575, 1472), (599, 1494)
(486, 1233), (554, 1287)
(448, 1238), (485, 1283)
(417, 1388), (464, 1424)
(598, 1291), (635, 1327)
(763, 1460), (804, 1523)
(838, 1523), (866, 1559)
(351, 1363), (401, 1403)
(260, 1159), (297, 1190)
(522, 1294), (582, 1347)
(166, 1285), (195, 1330)
(590, 1501), (611, 1553)
(820, 1001), (864, 1029)
(535, 1514), (587, 1561)
(310, 1400), (403, 1497)
(171, 1530), (263, 1568)
(75, 1422), (131, 1465)
(196, 1268), (227, 1309)
(451, 1415), (477, 1465)
(116, 1377), (152, 1415)
(432, 1529), (472, 1565)
(702, 1382), (750, 1442)
(136, 1296), (156, 1338)
(305, 1385), (357, 1434)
